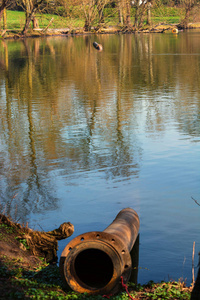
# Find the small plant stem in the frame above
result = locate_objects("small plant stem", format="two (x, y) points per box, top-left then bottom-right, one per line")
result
(192, 241), (195, 288)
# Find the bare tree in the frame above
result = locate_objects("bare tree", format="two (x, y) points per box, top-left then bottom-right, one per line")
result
(0, 0), (12, 20)
(0, 0), (7, 19)
(117, 0), (123, 23)
(133, 0), (154, 30)
(180, 0), (200, 28)
(117, 0), (131, 26)
(18, 0), (44, 34)
(82, 0), (97, 31)
(146, 1), (152, 25)
(124, 0), (131, 26)
(0, 0), (15, 32)
(76, 0), (110, 31)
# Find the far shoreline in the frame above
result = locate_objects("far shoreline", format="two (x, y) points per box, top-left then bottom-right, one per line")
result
(1, 22), (200, 40)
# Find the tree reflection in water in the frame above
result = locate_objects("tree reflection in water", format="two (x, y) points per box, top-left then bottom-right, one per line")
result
(0, 33), (200, 225)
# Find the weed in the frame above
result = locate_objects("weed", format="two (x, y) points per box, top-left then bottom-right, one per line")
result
(142, 281), (191, 300)
(0, 238), (192, 300)
(15, 236), (30, 250)
(0, 223), (14, 233)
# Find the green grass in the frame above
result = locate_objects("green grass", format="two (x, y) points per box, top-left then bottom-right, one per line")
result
(151, 5), (184, 24)
(1, 10), (85, 31)
(152, 16), (182, 23)
(0, 258), (192, 300)
(1, 6), (185, 32)
(3, 10), (25, 30)
(0, 223), (15, 234)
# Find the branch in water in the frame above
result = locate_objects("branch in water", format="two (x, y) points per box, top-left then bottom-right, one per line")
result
(192, 196), (200, 206)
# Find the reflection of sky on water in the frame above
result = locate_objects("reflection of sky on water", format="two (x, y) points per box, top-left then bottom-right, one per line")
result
(0, 33), (200, 285)
(38, 120), (200, 284)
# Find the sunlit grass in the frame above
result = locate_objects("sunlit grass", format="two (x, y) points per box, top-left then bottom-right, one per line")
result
(5, 10), (25, 30)
(2, 7), (185, 32)
(4, 10), (85, 30)
(152, 16), (182, 24)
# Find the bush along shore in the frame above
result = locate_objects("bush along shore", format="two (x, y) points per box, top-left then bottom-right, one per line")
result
(0, 213), (194, 299)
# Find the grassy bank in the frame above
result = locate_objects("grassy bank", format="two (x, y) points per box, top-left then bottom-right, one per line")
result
(1, 6), (185, 32)
(0, 215), (192, 299)
(3, 10), (85, 30)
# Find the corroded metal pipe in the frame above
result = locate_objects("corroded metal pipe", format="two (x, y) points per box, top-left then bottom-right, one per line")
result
(59, 208), (140, 295)
(93, 41), (103, 51)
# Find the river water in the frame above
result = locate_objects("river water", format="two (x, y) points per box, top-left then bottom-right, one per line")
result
(0, 31), (200, 285)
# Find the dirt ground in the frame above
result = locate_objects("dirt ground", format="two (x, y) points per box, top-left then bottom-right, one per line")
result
(0, 214), (42, 267)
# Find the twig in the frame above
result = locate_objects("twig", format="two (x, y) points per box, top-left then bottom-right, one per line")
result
(192, 241), (195, 288)
(2, 204), (7, 216)
(1, 30), (7, 37)
(191, 196), (200, 206)
(14, 204), (18, 222)
(42, 18), (54, 33)
(37, 223), (45, 231)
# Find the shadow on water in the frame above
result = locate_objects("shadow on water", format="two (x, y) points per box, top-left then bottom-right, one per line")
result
(130, 234), (140, 285)
(191, 253), (200, 300)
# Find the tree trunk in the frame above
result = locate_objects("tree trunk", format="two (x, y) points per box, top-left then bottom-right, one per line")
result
(118, 0), (123, 24)
(134, 12), (139, 29)
(180, 8), (190, 28)
(98, 7), (104, 24)
(134, 0), (140, 29)
(32, 17), (39, 29)
(3, 7), (7, 30)
(125, 0), (131, 26)
(22, 12), (32, 35)
(180, 2), (196, 29)
(147, 2), (151, 25)
(22, 0), (43, 35)
(22, 6), (38, 35)
(23, 222), (74, 263)
(0, 214), (74, 263)
(0, 0), (7, 21)
(84, 19), (91, 32)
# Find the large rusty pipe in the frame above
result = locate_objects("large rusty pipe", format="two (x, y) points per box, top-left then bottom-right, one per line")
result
(59, 208), (140, 295)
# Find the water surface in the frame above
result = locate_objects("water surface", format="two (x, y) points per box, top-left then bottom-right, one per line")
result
(0, 32), (200, 285)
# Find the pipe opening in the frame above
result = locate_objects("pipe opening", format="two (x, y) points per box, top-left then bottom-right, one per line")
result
(74, 248), (114, 288)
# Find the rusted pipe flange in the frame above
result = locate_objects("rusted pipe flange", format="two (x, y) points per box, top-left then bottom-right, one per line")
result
(60, 208), (140, 295)
(60, 231), (132, 295)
